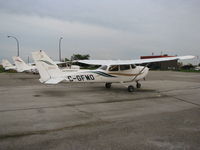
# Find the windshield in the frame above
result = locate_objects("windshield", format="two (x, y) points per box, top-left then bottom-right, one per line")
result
(131, 64), (136, 69)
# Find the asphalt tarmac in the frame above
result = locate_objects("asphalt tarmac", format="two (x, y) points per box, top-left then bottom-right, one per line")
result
(0, 71), (200, 150)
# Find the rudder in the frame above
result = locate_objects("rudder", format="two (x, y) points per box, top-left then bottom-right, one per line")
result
(32, 50), (64, 83)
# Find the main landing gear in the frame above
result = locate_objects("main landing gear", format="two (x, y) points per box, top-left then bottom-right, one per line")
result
(105, 82), (141, 92)
(105, 83), (112, 89)
(136, 82), (141, 89)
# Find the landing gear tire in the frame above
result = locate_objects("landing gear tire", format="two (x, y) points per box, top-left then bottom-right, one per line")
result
(128, 85), (135, 92)
(136, 82), (141, 89)
(105, 83), (112, 89)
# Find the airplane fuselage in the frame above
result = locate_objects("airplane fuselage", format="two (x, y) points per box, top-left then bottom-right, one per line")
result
(61, 65), (149, 83)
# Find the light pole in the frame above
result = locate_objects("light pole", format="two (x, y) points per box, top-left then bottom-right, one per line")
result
(28, 56), (30, 64)
(59, 37), (63, 61)
(7, 35), (20, 56)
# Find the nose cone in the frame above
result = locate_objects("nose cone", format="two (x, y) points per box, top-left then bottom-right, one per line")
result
(143, 67), (149, 77)
(138, 66), (149, 79)
(145, 66), (149, 72)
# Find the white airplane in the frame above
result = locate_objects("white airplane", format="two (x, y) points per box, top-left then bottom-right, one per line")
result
(1, 59), (17, 70)
(12, 56), (38, 73)
(12, 55), (80, 74)
(32, 50), (195, 92)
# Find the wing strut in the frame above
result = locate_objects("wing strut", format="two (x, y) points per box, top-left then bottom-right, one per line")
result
(131, 64), (149, 82)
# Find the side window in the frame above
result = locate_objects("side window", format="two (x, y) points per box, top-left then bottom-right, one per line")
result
(99, 65), (108, 70)
(131, 64), (136, 69)
(109, 65), (119, 71)
(120, 65), (130, 71)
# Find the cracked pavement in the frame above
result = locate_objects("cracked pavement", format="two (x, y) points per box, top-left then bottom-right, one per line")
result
(0, 71), (200, 150)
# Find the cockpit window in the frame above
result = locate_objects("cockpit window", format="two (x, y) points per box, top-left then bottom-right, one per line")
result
(99, 65), (108, 70)
(131, 64), (136, 69)
(109, 65), (119, 71)
(120, 65), (130, 70)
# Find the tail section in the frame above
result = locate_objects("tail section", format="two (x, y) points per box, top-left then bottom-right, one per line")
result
(1, 59), (16, 70)
(2, 59), (13, 68)
(32, 50), (65, 84)
(12, 56), (32, 72)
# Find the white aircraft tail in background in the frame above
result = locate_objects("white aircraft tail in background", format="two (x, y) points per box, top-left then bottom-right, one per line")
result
(1, 59), (16, 70)
(12, 56), (38, 73)
(32, 50), (195, 92)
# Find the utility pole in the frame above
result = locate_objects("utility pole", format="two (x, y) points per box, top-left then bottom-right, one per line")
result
(7, 35), (20, 56)
(28, 56), (30, 64)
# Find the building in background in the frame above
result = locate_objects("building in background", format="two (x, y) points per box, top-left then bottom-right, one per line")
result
(140, 54), (178, 70)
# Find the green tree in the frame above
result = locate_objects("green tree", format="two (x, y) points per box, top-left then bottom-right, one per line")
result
(70, 54), (90, 68)
(0, 65), (4, 73)
(71, 54), (90, 61)
(64, 58), (70, 62)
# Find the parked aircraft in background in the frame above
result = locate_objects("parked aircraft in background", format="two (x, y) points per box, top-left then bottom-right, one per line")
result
(1, 55), (80, 74)
(12, 56), (38, 73)
(32, 50), (195, 92)
(1, 59), (16, 71)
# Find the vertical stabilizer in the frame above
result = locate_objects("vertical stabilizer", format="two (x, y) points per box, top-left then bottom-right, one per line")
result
(1, 59), (16, 70)
(12, 56), (32, 72)
(2, 59), (13, 68)
(32, 50), (64, 83)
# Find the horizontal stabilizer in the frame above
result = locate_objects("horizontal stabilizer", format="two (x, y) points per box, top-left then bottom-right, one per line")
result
(44, 78), (66, 84)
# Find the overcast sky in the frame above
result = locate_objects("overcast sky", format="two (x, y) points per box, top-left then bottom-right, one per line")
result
(0, 0), (199, 64)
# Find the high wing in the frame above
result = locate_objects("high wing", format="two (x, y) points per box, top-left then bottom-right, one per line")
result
(77, 55), (195, 65)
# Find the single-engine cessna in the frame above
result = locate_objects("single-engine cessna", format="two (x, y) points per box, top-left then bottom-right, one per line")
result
(32, 50), (195, 92)
(12, 56), (38, 73)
